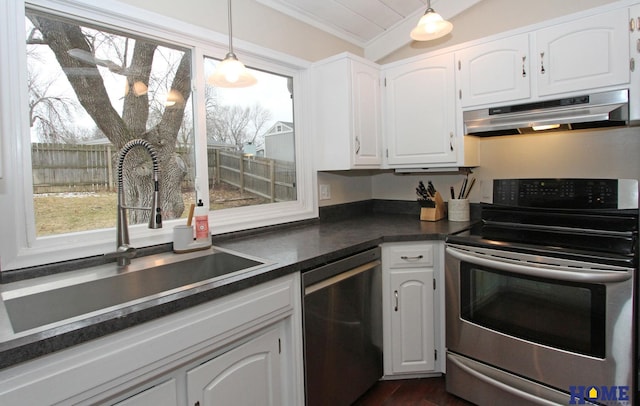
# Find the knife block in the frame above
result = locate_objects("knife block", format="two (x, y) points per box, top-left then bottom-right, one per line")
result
(419, 192), (446, 221)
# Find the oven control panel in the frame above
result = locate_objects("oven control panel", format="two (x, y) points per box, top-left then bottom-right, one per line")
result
(493, 179), (637, 209)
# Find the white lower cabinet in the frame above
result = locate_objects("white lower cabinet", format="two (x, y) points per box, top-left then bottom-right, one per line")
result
(389, 267), (435, 374)
(114, 379), (178, 406)
(382, 242), (445, 377)
(187, 326), (282, 406)
(0, 274), (304, 406)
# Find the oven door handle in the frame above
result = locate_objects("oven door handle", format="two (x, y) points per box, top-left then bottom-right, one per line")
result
(448, 353), (564, 406)
(446, 246), (632, 283)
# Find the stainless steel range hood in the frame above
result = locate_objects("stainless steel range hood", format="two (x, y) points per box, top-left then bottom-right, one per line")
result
(463, 89), (629, 137)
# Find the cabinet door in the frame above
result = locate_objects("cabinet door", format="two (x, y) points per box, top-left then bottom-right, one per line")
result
(389, 268), (435, 374)
(456, 34), (531, 107)
(113, 379), (177, 406)
(384, 53), (457, 166)
(630, 4), (640, 123)
(187, 327), (282, 406)
(312, 54), (381, 170)
(352, 61), (382, 167)
(536, 8), (629, 96)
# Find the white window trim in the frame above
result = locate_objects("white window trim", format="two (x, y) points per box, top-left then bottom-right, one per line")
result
(0, 0), (317, 271)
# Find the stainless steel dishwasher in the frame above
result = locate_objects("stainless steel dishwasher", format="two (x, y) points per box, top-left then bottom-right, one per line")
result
(302, 247), (383, 406)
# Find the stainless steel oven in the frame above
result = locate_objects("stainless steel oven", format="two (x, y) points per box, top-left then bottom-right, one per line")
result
(445, 179), (638, 406)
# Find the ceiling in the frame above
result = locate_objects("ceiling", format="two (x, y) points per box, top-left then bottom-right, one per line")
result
(255, 0), (482, 61)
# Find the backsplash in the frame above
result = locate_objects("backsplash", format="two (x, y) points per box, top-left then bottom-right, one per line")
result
(318, 126), (639, 207)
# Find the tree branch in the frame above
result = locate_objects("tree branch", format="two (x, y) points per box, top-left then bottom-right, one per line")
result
(29, 15), (130, 148)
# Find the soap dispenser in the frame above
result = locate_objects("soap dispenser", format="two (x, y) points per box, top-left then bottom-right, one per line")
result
(194, 199), (211, 248)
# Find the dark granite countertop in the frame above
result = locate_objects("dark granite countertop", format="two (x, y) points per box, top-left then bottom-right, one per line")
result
(0, 204), (474, 370)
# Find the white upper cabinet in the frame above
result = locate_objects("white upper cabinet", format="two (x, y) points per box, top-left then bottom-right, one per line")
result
(311, 53), (382, 170)
(535, 8), (629, 97)
(383, 53), (458, 167)
(628, 3), (640, 123)
(456, 34), (531, 108)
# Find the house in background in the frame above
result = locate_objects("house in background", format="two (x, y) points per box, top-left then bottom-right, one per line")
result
(263, 121), (294, 162)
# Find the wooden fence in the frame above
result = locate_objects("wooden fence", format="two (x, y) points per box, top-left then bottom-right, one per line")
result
(31, 143), (296, 202)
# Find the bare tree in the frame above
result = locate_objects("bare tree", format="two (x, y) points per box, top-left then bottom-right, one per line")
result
(28, 68), (81, 144)
(205, 95), (273, 151)
(27, 13), (191, 221)
(247, 103), (273, 149)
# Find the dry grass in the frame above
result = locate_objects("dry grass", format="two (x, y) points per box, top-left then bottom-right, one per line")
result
(34, 192), (118, 235)
(33, 183), (270, 236)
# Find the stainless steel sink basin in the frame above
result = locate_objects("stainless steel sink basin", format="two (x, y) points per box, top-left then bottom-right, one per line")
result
(1, 248), (267, 334)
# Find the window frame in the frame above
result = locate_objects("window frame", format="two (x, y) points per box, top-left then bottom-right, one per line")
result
(0, 0), (316, 271)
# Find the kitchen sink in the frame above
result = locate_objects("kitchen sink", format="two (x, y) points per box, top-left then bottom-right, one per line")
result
(1, 248), (267, 334)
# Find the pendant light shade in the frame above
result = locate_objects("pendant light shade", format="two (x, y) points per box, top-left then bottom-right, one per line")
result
(410, 0), (453, 41)
(208, 0), (257, 88)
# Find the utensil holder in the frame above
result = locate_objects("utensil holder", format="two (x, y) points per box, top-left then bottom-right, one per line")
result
(173, 225), (211, 253)
(420, 192), (446, 221)
(448, 198), (470, 222)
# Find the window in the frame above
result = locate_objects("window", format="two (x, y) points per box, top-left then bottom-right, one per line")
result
(26, 10), (195, 236)
(0, 1), (314, 270)
(203, 57), (296, 209)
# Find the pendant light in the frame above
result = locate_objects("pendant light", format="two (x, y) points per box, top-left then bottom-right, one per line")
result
(208, 0), (257, 87)
(410, 0), (453, 41)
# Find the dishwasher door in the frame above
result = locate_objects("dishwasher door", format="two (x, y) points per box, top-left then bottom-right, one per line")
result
(302, 247), (383, 406)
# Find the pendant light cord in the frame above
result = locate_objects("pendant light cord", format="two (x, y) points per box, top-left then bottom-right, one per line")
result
(227, 0), (235, 56)
(426, 0), (434, 13)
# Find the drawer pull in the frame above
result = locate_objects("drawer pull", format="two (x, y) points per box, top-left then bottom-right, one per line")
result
(400, 255), (423, 261)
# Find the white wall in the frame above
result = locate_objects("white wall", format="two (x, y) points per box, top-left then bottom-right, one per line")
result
(371, 172), (471, 202)
(379, 0), (617, 64)
(121, 0), (362, 62)
(471, 127), (640, 199)
(317, 171), (374, 207)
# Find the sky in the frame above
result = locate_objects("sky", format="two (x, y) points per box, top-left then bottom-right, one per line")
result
(204, 59), (294, 129)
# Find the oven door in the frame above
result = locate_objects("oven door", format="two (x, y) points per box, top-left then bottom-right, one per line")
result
(445, 243), (634, 399)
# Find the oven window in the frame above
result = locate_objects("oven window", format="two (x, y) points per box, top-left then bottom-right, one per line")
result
(460, 263), (606, 358)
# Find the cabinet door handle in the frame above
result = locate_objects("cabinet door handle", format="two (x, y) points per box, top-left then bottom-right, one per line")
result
(631, 57), (636, 73)
(522, 56), (527, 77)
(355, 136), (361, 154)
(631, 17), (636, 32)
(394, 290), (399, 312)
(540, 52), (546, 74)
(449, 132), (454, 152)
(400, 255), (423, 261)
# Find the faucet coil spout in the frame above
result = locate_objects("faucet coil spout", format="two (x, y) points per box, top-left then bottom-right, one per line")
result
(115, 139), (163, 266)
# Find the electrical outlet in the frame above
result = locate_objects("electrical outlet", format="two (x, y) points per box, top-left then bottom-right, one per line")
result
(480, 180), (492, 202)
(319, 184), (331, 200)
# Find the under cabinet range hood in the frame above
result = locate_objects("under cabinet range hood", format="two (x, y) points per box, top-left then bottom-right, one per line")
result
(463, 89), (629, 137)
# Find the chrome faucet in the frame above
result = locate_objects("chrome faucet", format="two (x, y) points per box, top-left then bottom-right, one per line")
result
(114, 139), (162, 266)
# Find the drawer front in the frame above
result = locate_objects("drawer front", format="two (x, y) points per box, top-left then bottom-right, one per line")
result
(385, 243), (434, 268)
